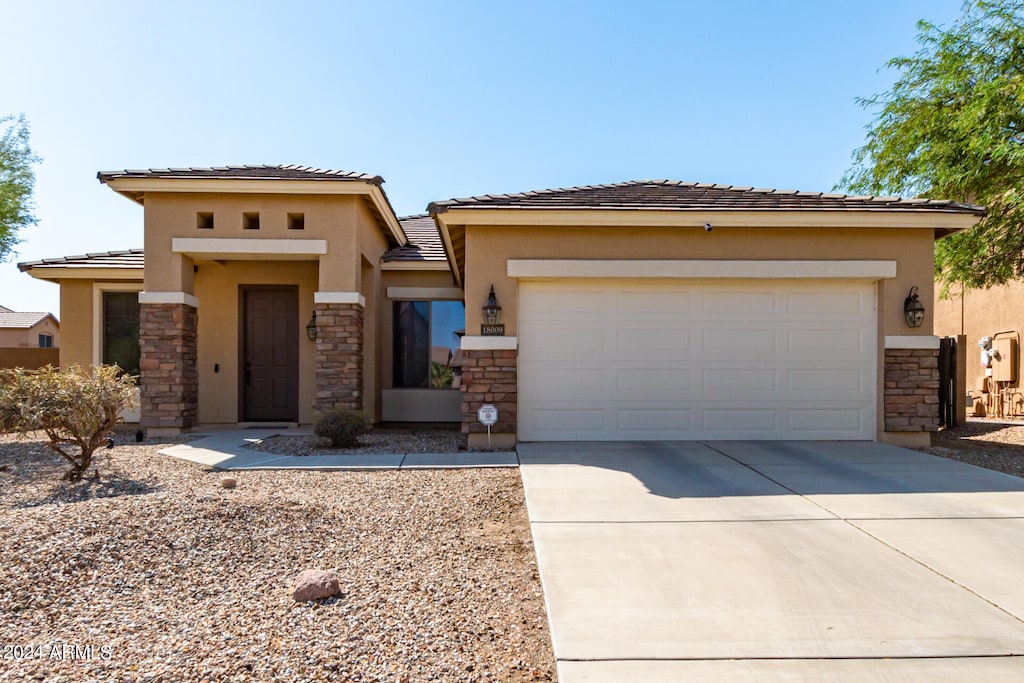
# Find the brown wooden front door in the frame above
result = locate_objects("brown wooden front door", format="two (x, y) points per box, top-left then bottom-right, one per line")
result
(242, 287), (299, 421)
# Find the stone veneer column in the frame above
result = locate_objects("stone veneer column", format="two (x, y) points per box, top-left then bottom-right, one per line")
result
(461, 349), (517, 446)
(884, 347), (940, 432)
(139, 303), (198, 431)
(314, 302), (364, 412)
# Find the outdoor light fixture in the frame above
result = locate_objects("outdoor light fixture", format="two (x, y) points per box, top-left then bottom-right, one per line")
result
(306, 311), (318, 342)
(904, 286), (925, 328)
(481, 285), (505, 335)
(483, 285), (502, 325)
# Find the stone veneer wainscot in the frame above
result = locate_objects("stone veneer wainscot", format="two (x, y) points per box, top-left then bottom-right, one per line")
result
(460, 349), (518, 437)
(138, 302), (198, 430)
(314, 302), (364, 412)
(883, 347), (940, 431)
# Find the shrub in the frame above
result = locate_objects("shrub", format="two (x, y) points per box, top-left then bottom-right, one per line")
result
(313, 408), (367, 448)
(0, 364), (138, 480)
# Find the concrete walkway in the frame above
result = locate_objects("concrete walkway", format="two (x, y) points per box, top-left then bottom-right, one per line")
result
(157, 427), (518, 470)
(519, 441), (1024, 682)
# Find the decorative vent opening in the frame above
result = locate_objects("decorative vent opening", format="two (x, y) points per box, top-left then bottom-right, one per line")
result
(196, 212), (214, 229)
(243, 212), (260, 230)
(287, 212), (305, 230)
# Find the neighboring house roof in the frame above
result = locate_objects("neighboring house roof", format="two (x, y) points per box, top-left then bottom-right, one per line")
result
(97, 164), (384, 184)
(383, 214), (448, 263)
(18, 248), (145, 272)
(0, 311), (56, 329)
(427, 179), (987, 215)
(0, 305), (11, 312)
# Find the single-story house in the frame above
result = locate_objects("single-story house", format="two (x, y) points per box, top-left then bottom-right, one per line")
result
(0, 306), (60, 349)
(18, 165), (984, 448)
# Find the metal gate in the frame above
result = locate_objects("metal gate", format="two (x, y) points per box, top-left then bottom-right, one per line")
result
(938, 337), (958, 428)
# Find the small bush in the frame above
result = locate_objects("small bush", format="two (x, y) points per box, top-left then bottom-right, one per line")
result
(0, 364), (137, 480)
(313, 408), (368, 448)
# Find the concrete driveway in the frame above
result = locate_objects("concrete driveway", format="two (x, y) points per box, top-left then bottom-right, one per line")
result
(518, 441), (1024, 682)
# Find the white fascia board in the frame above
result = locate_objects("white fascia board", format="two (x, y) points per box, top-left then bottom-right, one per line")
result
(172, 237), (328, 258)
(24, 267), (143, 281)
(439, 207), (981, 230)
(139, 291), (200, 308)
(314, 291), (366, 306)
(431, 213), (463, 288)
(461, 336), (518, 350)
(386, 287), (464, 300)
(507, 259), (898, 280)
(885, 335), (941, 349)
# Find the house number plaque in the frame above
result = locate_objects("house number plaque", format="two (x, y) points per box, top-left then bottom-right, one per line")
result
(481, 324), (505, 336)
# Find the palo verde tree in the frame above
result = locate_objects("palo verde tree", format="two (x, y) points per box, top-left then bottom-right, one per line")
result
(0, 114), (40, 261)
(839, 1), (1024, 294)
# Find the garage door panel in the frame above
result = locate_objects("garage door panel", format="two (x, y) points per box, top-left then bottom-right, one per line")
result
(617, 290), (694, 315)
(702, 328), (777, 353)
(703, 368), (776, 391)
(616, 369), (693, 392)
(787, 290), (866, 314)
(518, 279), (877, 441)
(701, 290), (778, 314)
(788, 408), (868, 433)
(615, 328), (692, 354)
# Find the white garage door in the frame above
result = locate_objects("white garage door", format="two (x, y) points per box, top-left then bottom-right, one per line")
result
(518, 279), (877, 441)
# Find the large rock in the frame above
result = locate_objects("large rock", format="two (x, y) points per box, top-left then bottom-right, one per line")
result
(291, 569), (341, 602)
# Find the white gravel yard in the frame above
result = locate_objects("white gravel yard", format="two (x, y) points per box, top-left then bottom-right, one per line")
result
(247, 428), (514, 456)
(0, 433), (555, 682)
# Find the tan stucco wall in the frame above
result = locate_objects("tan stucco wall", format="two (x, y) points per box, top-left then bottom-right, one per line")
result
(0, 317), (59, 348)
(59, 280), (98, 367)
(193, 260), (318, 424)
(141, 192), (369, 293)
(355, 199), (389, 420)
(934, 281), (1024, 392)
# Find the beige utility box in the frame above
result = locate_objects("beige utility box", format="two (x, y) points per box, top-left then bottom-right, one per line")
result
(993, 337), (1018, 382)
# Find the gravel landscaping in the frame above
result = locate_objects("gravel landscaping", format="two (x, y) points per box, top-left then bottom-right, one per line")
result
(0, 432), (555, 682)
(917, 418), (1024, 478)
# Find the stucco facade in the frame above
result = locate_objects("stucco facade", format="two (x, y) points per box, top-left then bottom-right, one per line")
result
(934, 281), (1024, 418)
(19, 168), (983, 445)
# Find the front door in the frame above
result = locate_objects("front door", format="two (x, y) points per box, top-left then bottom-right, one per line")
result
(242, 287), (299, 421)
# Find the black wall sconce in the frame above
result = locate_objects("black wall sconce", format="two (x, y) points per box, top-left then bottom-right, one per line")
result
(904, 286), (925, 328)
(481, 285), (505, 335)
(306, 311), (318, 342)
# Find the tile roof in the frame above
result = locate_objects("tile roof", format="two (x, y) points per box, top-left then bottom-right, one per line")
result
(428, 179), (986, 215)
(0, 305), (11, 312)
(98, 165), (383, 184)
(18, 248), (144, 272)
(383, 214), (448, 262)
(0, 311), (53, 329)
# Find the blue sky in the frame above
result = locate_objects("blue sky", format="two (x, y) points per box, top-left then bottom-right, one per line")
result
(0, 0), (965, 314)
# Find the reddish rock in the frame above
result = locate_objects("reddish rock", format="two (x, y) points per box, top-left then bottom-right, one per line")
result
(220, 477), (236, 489)
(291, 569), (341, 602)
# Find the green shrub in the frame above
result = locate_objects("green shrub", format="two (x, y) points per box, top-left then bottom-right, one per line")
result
(313, 408), (368, 448)
(0, 364), (138, 480)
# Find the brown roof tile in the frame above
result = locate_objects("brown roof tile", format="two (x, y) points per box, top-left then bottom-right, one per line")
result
(18, 248), (144, 272)
(97, 165), (382, 184)
(383, 215), (447, 263)
(428, 179), (986, 215)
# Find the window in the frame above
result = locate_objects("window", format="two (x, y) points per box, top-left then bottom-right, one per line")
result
(393, 301), (465, 388)
(103, 291), (140, 376)
(243, 212), (260, 230)
(196, 212), (214, 229)
(287, 212), (305, 230)
(38, 333), (53, 348)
